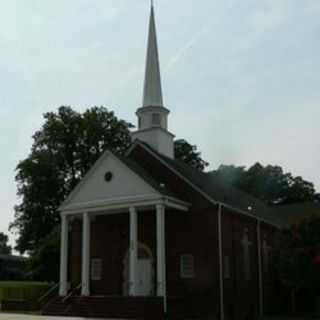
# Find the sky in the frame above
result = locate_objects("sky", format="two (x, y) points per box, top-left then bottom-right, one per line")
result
(0, 0), (319, 248)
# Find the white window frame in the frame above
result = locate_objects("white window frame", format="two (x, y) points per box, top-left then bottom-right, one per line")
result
(152, 113), (161, 126)
(180, 254), (195, 279)
(91, 258), (102, 281)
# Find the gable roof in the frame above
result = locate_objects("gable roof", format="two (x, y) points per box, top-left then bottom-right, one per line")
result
(274, 202), (320, 226)
(128, 140), (280, 226)
(117, 154), (176, 198)
(60, 150), (166, 212)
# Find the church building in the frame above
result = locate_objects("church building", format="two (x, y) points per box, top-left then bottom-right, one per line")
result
(44, 4), (280, 319)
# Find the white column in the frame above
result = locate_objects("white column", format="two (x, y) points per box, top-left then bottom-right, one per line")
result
(156, 204), (167, 313)
(129, 207), (138, 296)
(257, 221), (264, 316)
(218, 204), (224, 320)
(81, 212), (91, 296)
(59, 214), (69, 296)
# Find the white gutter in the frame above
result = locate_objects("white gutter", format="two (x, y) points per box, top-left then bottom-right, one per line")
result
(218, 204), (224, 320)
(257, 221), (264, 316)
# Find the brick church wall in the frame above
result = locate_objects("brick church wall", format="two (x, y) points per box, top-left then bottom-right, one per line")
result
(260, 221), (280, 314)
(222, 207), (260, 318)
(68, 144), (280, 318)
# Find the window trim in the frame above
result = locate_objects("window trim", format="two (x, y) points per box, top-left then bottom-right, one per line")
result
(91, 258), (102, 281)
(151, 113), (161, 126)
(180, 254), (195, 279)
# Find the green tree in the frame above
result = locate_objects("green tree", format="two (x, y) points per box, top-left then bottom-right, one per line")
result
(174, 139), (209, 171)
(212, 163), (319, 205)
(25, 228), (60, 282)
(0, 232), (12, 254)
(11, 106), (133, 254)
(11, 106), (208, 257)
(275, 216), (320, 313)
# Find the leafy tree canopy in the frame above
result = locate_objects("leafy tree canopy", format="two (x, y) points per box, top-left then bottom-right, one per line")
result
(275, 216), (320, 311)
(174, 139), (209, 171)
(11, 106), (132, 254)
(0, 232), (12, 255)
(25, 228), (60, 282)
(11, 106), (208, 255)
(212, 163), (320, 205)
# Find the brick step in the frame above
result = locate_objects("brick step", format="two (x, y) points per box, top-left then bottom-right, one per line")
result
(43, 296), (166, 319)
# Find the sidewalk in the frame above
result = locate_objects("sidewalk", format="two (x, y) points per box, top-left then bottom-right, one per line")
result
(0, 314), (116, 320)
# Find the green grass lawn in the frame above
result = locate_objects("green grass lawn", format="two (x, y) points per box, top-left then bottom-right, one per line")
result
(0, 281), (50, 302)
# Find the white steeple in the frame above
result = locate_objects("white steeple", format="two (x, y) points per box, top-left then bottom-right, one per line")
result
(142, 2), (163, 108)
(132, 3), (175, 158)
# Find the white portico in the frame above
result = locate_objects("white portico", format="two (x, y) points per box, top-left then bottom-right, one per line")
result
(58, 150), (189, 304)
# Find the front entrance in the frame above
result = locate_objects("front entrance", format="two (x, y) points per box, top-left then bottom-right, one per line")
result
(123, 243), (154, 296)
(136, 258), (153, 296)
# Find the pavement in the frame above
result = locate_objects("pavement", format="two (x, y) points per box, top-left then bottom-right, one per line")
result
(0, 315), (120, 320)
(0, 315), (318, 320)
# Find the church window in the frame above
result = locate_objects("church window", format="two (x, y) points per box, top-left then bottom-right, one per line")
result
(180, 254), (194, 278)
(223, 255), (231, 279)
(138, 117), (142, 129)
(152, 113), (161, 126)
(242, 228), (252, 281)
(263, 236), (271, 274)
(104, 171), (113, 182)
(91, 258), (102, 280)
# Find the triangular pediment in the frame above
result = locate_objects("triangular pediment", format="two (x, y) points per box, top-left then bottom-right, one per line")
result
(60, 151), (159, 212)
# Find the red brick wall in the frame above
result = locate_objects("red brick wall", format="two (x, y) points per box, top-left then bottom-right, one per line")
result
(221, 208), (260, 318)
(260, 221), (280, 314)
(69, 206), (221, 318)
(68, 144), (279, 318)
(166, 208), (220, 318)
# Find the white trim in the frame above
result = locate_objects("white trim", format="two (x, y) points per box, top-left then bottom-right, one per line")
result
(61, 194), (161, 213)
(59, 215), (68, 296)
(218, 204), (224, 320)
(81, 212), (91, 296)
(129, 207), (138, 296)
(131, 126), (175, 138)
(60, 195), (190, 215)
(257, 221), (264, 316)
(156, 204), (167, 313)
(127, 141), (279, 227)
(59, 150), (159, 211)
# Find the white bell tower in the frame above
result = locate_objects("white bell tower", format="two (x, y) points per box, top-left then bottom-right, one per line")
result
(131, 3), (175, 158)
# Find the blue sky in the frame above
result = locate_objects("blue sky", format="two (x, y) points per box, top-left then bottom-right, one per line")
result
(1, 0), (319, 247)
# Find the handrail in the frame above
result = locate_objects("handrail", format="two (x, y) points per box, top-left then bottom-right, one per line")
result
(62, 283), (81, 303)
(38, 282), (59, 303)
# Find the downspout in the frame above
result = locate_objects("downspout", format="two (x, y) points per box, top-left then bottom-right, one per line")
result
(257, 220), (264, 316)
(218, 204), (224, 320)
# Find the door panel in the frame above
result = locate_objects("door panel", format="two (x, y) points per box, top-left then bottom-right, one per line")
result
(136, 258), (152, 296)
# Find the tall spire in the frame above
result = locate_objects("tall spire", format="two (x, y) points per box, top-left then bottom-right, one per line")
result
(142, 3), (163, 108)
(132, 2), (174, 158)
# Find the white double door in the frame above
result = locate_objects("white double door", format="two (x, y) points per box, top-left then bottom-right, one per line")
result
(135, 258), (152, 296)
